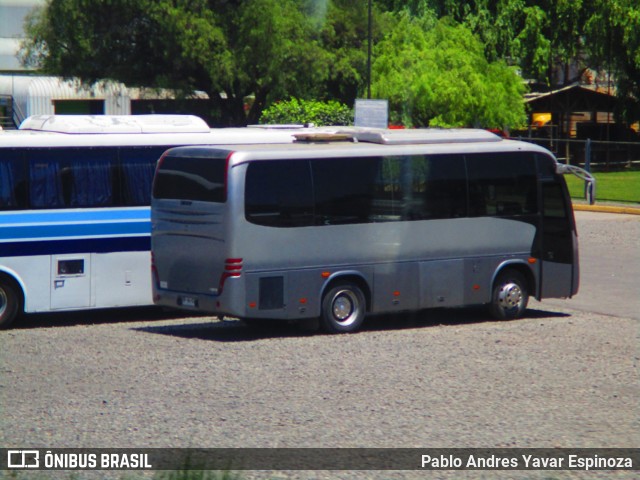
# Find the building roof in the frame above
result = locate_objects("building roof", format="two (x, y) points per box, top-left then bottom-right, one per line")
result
(525, 83), (617, 113)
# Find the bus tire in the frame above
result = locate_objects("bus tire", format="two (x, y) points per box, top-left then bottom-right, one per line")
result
(490, 270), (529, 320)
(321, 283), (365, 333)
(0, 278), (21, 329)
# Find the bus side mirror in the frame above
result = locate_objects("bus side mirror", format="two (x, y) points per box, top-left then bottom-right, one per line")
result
(585, 180), (595, 205)
(556, 163), (596, 205)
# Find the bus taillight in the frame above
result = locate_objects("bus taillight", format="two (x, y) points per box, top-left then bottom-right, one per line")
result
(219, 258), (243, 293)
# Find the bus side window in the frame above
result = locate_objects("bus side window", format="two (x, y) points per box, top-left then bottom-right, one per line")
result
(312, 157), (379, 225)
(245, 160), (314, 227)
(372, 157), (403, 221)
(29, 155), (65, 209)
(120, 147), (164, 206)
(28, 148), (115, 208)
(467, 152), (537, 217)
(0, 151), (27, 210)
(415, 155), (467, 219)
(68, 149), (115, 207)
(543, 182), (571, 222)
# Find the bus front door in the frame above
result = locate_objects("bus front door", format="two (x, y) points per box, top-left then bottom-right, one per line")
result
(540, 182), (578, 299)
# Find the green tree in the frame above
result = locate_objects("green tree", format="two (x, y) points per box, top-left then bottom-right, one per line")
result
(585, 0), (640, 123)
(378, 0), (588, 83)
(21, 0), (331, 125)
(372, 15), (526, 128)
(376, 0), (640, 122)
(317, 0), (375, 104)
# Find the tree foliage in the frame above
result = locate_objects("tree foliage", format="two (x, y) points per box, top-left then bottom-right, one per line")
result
(372, 16), (526, 128)
(21, 0), (332, 125)
(378, 0), (592, 83)
(584, 0), (640, 123)
(379, 0), (640, 123)
(20, 0), (640, 125)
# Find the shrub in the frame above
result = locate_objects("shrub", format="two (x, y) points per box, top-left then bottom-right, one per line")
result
(260, 98), (353, 126)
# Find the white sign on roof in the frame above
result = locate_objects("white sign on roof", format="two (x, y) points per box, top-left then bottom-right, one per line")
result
(354, 99), (388, 129)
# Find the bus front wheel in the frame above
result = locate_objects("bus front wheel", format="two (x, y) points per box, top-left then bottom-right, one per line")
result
(490, 270), (529, 320)
(321, 283), (365, 333)
(0, 278), (20, 329)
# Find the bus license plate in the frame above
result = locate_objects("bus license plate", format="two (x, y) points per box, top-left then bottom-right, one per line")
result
(180, 296), (197, 308)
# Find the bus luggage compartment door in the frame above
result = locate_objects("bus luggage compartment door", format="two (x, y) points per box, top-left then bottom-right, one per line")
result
(419, 259), (464, 308)
(51, 255), (92, 309)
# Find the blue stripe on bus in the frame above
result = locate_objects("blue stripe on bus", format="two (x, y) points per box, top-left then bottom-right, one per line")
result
(0, 208), (150, 225)
(1, 221), (150, 240)
(0, 236), (150, 257)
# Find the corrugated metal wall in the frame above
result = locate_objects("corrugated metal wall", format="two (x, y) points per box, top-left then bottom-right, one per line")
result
(0, 75), (208, 126)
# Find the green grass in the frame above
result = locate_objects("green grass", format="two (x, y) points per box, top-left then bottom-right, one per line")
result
(565, 170), (640, 204)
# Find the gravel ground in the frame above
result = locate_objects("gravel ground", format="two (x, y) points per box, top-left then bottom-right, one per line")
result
(1, 210), (638, 479)
(564, 212), (640, 320)
(0, 305), (638, 480)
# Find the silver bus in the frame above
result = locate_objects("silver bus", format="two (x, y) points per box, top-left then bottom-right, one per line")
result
(151, 128), (594, 333)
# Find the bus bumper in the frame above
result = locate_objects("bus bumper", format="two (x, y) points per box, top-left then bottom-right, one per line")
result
(152, 285), (245, 319)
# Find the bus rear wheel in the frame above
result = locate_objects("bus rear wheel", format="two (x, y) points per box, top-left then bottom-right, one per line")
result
(321, 283), (365, 333)
(490, 270), (529, 320)
(0, 279), (20, 329)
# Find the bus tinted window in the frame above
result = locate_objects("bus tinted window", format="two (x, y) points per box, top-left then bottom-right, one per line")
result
(245, 160), (314, 227)
(542, 182), (574, 263)
(1, 147), (166, 210)
(68, 152), (115, 207)
(313, 155), (468, 223)
(0, 150), (27, 210)
(29, 155), (64, 208)
(467, 152), (537, 217)
(312, 157), (380, 225)
(28, 148), (116, 208)
(154, 155), (227, 202)
(410, 155), (467, 219)
(244, 154), (469, 227)
(120, 147), (165, 206)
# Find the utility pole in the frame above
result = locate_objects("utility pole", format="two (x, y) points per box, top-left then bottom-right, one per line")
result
(367, 0), (372, 99)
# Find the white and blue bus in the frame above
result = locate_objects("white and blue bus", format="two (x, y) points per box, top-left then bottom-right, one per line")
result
(0, 115), (304, 328)
(151, 128), (595, 333)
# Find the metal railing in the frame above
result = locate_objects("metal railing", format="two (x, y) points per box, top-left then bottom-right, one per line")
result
(510, 135), (640, 172)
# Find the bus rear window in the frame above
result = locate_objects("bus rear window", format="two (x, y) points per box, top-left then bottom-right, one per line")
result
(153, 155), (226, 202)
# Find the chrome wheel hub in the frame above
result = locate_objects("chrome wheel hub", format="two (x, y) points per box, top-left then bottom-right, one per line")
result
(332, 290), (358, 325)
(498, 282), (523, 309)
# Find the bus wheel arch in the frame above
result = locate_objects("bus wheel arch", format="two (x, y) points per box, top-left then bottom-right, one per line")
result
(0, 273), (24, 329)
(489, 266), (531, 320)
(320, 276), (370, 333)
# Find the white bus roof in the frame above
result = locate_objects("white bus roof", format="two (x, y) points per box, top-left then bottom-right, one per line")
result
(167, 128), (556, 164)
(0, 116), (318, 148)
(18, 114), (211, 134)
